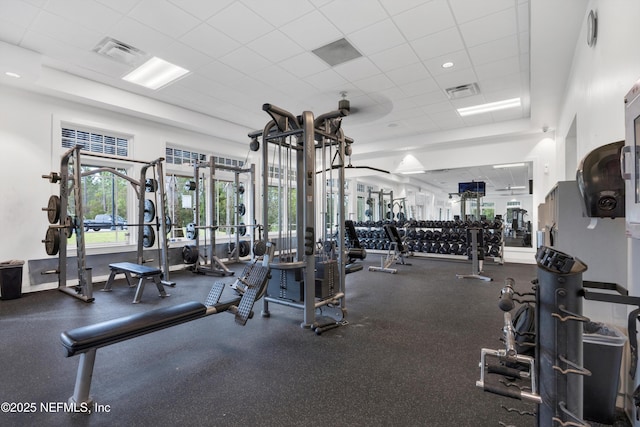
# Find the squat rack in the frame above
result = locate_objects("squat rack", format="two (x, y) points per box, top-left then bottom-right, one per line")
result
(184, 156), (257, 276)
(42, 145), (172, 302)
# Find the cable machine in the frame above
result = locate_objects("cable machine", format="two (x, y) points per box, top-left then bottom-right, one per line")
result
(41, 145), (173, 302)
(248, 103), (350, 329)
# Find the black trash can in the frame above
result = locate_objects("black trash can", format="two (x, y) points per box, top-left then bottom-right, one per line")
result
(0, 260), (24, 300)
(583, 322), (627, 424)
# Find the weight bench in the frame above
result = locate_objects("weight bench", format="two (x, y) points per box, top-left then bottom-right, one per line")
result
(103, 262), (172, 303)
(61, 243), (276, 407)
(369, 224), (410, 274)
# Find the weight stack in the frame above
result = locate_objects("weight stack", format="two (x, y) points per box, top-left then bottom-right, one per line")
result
(535, 247), (588, 427)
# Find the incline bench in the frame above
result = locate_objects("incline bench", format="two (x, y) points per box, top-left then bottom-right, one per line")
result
(103, 262), (173, 303)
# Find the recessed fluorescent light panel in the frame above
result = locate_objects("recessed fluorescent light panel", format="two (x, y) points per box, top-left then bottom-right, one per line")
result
(493, 163), (525, 169)
(122, 57), (189, 90)
(457, 98), (521, 117)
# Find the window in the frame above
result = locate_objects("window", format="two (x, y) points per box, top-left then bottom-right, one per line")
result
(62, 127), (129, 156)
(165, 147), (206, 165)
(61, 124), (132, 247)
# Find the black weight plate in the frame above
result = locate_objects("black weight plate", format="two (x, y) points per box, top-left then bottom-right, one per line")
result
(182, 245), (199, 264)
(239, 240), (250, 257)
(143, 225), (155, 248)
(47, 195), (61, 224)
(253, 240), (267, 257)
(237, 203), (246, 217)
(184, 180), (196, 191)
(144, 199), (156, 223)
(238, 222), (246, 236)
(165, 215), (172, 234)
(44, 227), (60, 256)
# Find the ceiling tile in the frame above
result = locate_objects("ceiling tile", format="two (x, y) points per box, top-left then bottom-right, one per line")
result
(167, 0), (235, 20)
(0, 20), (26, 45)
(411, 27), (465, 61)
(474, 56), (521, 81)
(468, 35), (519, 66)
(433, 67), (478, 90)
(458, 7), (517, 48)
(279, 10), (342, 51)
(319, 0), (388, 34)
(206, 2), (274, 45)
(247, 30), (305, 63)
(379, 0), (431, 16)
(156, 40), (213, 72)
(219, 46), (272, 73)
(398, 78), (440, 97)
(95, 0), (142, 14)
(198, 60), (246, 86)
(410, 89), (449, 107)
(279, 51), (330, 78)
(353, 73), (396, 92)
(517, 2), (530, 33)
(28, 10), (102, 50)
(179, 23), (241, 58)
(0, 0), (40, 28)
(129, 0), (200, 39)
(305, 68), (349, 90)
(348, 19), (405, 56)
(385, 62), (430, 86)
(333, 57), (381, 82)
(369, 44), (420, 73)
(252, 64), (299, 88)
(393, 0), (455, 41)
(423, 50), (472, 77)
(242, 0), (315, 28)
(448, 0), (515, 23)
(110, 17), (175, 55)
(479, 72), (522, 95)
(419, 98), (454, 114)
(44, 0), (123, 34)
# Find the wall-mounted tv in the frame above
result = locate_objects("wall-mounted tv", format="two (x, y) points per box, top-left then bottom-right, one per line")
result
(458, 181), (486, 196)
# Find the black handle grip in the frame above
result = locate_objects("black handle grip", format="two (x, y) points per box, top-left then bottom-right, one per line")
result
(499, 277), (516, 312)
(482, 382), (522, 400)
(487, 364), (526, 379)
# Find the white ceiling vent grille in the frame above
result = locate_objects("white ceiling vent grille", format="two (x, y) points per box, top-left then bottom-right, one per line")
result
(93, 37), (149, 67)
(445, 83), (480, 100)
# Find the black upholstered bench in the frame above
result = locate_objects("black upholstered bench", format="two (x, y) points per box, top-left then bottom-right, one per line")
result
(103, 262), (168, 303)
(60, 301), (207, 405)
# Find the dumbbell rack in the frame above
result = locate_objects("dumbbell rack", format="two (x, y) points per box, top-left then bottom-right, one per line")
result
(353, 219), (504, 264)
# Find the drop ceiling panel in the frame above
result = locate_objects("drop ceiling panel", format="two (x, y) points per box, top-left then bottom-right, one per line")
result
(279, 10), (342, 50)
(247, 30), (305, 63)
(28, 10), (102, 50)
(319, 0), (388, 34)
(279, 51), (329, 78)
(411, 27), (465, 61)
(474, 56), (521, 81)
(304, 68), (349, 90)
(0, 20), (26, 44)
(44, 0), (123, 34)
(333, 57), (380, 81)
(111, 17), (176, 55)
(95, 0), (141, 14)
(423, 50), (473, 76)
(458, 7), (517, 48)
(468, 35), (519, 66)
(379, 0), (430, 16)
(241, 0), (314, 28)
(369, 44), (420, 73)
(179, 23), (240, 60)
(448, 0), (515, 23)
(393, 0), (456, 41)
(0, 0), (40, 28)
(433, 68), (478, 90)
(167, 0), (235, 21)
(129, 0), (200, 39)
(348, 19), (405, 56)
(206, 2), (274, 45)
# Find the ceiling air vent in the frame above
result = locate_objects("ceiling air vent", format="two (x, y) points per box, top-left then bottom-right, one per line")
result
(312, 38), (362, 67)
(445, 83), (480, 100)
(93, 37), (149, 67)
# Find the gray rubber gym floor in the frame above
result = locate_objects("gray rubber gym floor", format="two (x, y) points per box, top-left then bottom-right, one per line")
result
(0, 256), (628, 426)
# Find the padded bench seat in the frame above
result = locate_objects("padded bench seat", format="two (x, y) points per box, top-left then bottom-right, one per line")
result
(103, 262), (168, 303)
(61, 301), (207, 357)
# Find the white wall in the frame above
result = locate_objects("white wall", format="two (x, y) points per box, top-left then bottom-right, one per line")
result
(0, 84), (253, 293)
